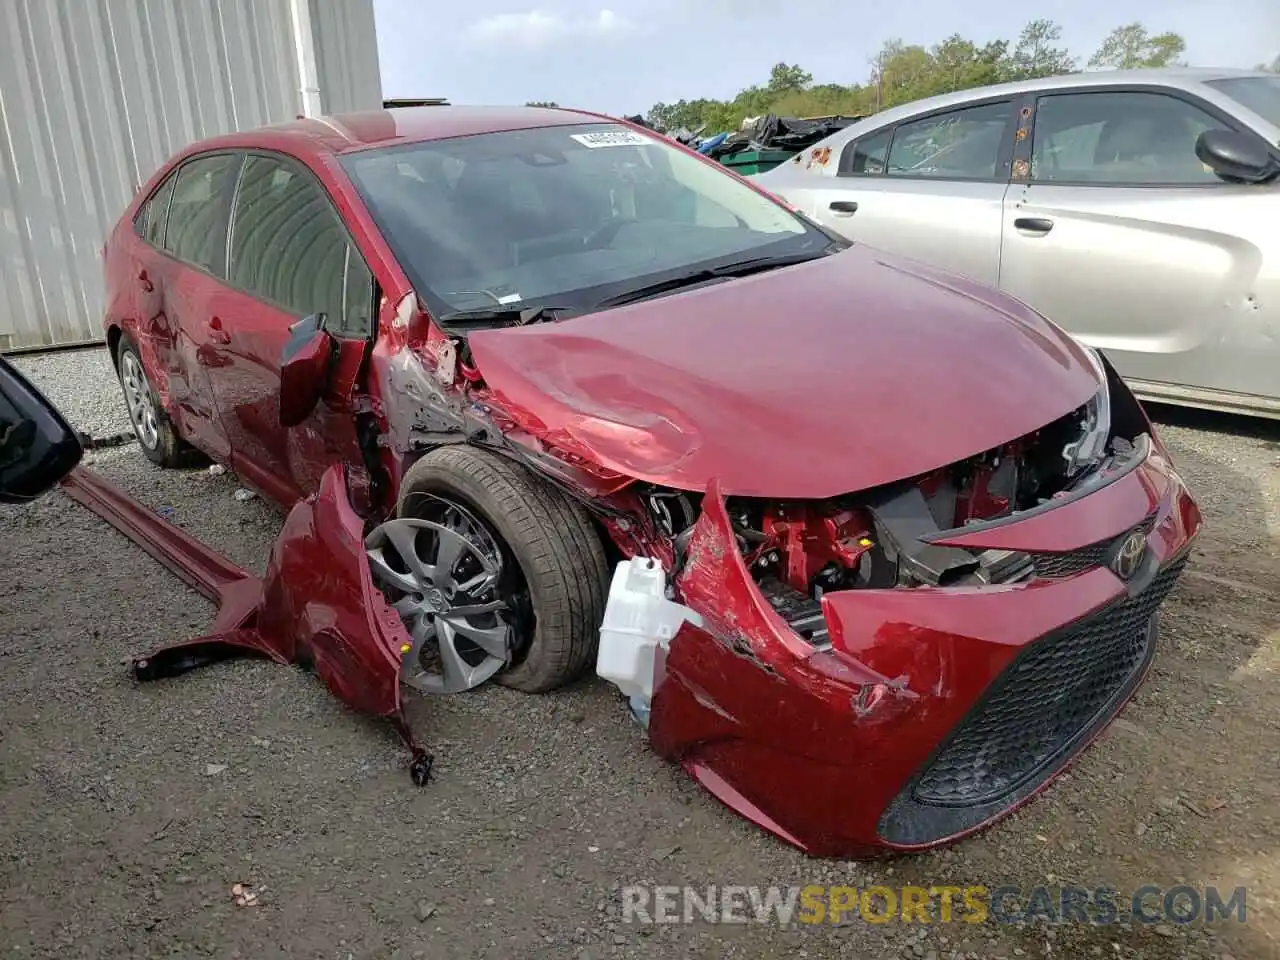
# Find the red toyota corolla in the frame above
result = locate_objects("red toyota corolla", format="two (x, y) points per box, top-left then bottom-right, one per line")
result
(102, 105), (1201, 857)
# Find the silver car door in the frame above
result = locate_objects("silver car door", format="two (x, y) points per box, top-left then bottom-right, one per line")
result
(999, 86), (1280, 411)
(792, 99), (1017, 287)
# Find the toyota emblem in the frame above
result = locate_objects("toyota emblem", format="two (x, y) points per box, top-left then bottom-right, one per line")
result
(1111, 529), (1147, 581)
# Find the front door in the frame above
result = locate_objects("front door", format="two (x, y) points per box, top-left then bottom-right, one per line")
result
(802, 99), (1016, 287)
(204, 152), (376, 505)
(998, 88), (1280, 402)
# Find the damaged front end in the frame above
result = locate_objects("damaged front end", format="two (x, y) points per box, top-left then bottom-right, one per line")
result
(595, 364), (1201, 856)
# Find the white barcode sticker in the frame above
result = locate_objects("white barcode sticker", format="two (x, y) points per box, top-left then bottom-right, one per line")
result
(570, 130), (652, 149)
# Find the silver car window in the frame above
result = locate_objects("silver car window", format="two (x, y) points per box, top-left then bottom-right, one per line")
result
(884, 101), (1012, 180)
(1205, 76), (1280, 128)
(1030, 91), (1229, 185)
(840, 127), (891, 175)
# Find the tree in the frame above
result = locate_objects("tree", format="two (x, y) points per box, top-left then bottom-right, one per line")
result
(640, 21), (1203, 137)
(1257, 55), (1280, 72)
(870, 40), (937, 109)
(766, 63), (813, 94)
(525, 101), (559, 108)
(931, 35), (1009, 93)
(1003, 19), (1076, 80)
(1089, 23), (1187, 69)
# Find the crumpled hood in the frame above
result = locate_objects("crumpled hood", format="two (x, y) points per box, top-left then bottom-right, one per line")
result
(466, 246), (1101, 498)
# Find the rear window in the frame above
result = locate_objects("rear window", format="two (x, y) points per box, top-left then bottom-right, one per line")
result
(1206, 76), (1280, 129)
(134, 173), (176, 247)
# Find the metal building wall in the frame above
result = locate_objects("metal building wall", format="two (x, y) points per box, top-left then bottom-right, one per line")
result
(0, 0), (382, 350)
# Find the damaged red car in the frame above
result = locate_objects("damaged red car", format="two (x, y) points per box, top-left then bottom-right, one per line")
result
(101, 105), (1201, 857)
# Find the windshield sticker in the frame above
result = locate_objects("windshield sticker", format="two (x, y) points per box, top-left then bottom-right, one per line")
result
(570, 130), (653, 149)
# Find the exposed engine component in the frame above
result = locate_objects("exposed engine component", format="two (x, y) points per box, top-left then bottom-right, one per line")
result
(638, 396), (1140, 642)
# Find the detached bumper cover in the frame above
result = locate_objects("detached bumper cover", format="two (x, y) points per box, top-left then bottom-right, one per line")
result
(652, 442), (1201, 857)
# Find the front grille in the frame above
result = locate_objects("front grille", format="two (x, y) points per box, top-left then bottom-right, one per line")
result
(911, 554), (1188, 807)
(1029, 542), (1111, 578)
(1029, 515), (1156, 579)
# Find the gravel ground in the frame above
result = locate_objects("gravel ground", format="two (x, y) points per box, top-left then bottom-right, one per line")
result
(2, 346), (1278, 960)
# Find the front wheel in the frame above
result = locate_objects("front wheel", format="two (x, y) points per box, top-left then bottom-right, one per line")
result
(366, 446), (609, 694)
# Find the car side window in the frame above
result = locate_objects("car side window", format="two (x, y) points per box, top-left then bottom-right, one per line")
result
(134, 172), (177, 248)
(228, 155), (374, 338)
(1030, 91), (1229, 185)
(885, 101), (1012, 180)
(163, 154), (239, 275)
(839, 128), (891, 175)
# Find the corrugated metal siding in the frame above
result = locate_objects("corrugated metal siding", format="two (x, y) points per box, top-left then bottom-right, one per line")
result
(310, 0), (381, 115)
(0, 0), (381, 350)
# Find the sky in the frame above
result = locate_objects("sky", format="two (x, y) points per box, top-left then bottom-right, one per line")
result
(372, 0), (1279, 115)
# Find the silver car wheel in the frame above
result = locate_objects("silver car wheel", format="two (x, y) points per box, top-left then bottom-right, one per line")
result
(120, 351), (160, 451)
(365, 496), (513, 695)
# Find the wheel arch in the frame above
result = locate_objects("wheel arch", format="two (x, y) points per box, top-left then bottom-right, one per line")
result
(105, 323), (124, 368)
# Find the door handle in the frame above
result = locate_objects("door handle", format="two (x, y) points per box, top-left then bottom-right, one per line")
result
(208, 316), (231, 345)
(1013, 217), (1054, 234)
(137, 270), (154, 293)
(829, 200), (859, 216)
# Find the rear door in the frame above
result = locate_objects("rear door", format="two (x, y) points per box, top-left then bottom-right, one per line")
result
(206, 151), (376, 504)
(998, 86), (1279, 403)
(799, 98), (1017, 286)
(152, 153), (242, 461)
(116, 170), (177, 380)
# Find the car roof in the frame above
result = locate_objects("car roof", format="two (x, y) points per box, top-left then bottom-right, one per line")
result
(187, 105), (614, 161)
(854, 68), (1270, 126)
(755, 67), (1279, 163)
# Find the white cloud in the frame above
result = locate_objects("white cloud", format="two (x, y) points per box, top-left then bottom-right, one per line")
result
(467, 8), (635, 48)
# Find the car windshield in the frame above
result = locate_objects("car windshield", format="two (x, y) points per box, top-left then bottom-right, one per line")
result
(1205, 76), (1280, 129)
(339, 122), (826, 318)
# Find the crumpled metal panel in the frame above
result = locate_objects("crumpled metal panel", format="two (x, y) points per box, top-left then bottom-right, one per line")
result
(60, 462), (431, 782)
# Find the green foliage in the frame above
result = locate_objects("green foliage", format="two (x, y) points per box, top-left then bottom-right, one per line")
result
(1004, 19), (1076, 80)
(643, 20), (1189, 134)
(1088, 23), (1187, 69)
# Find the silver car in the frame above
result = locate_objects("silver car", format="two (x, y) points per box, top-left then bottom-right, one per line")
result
(757, 69), (1280, 419)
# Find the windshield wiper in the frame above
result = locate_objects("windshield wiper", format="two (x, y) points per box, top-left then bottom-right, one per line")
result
(437, 305), (571, 328)
(594, 248), (834, 310)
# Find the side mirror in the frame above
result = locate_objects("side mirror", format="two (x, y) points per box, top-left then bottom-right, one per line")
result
(278, 314), (335, 428)
(0, 355), (83, 503)
(1195, 129), (1278, 183)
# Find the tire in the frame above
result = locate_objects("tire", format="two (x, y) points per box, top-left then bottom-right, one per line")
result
(115, 334), (190, 468)
(397, 446), (609, 693)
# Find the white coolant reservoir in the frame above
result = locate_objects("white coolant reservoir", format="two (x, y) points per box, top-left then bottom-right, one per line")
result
(596, 557), (704, 703)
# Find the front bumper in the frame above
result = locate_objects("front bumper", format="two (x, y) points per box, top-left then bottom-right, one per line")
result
(650, 439), (1201, 857)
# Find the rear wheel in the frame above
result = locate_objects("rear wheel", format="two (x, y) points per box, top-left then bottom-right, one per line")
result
(366, 446), (608, 694)
(116, 335), (189, 467)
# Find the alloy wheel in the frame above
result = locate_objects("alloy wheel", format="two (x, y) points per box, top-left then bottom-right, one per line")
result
(365, 495), (514, 694)
(120, 351), (160, 450)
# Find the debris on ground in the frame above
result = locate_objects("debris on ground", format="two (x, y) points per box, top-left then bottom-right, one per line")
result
(209, 464), (227, 476)
(232, 488), (256, 502)
(231, 883), (259, 907)
(631, 112), (864, 166)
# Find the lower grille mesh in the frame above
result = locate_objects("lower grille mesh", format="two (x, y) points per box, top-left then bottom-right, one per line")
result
(912, 555), (1188, 807)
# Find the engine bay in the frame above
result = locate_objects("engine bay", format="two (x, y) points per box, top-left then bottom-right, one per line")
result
(636, 398), (1144, 645)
